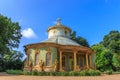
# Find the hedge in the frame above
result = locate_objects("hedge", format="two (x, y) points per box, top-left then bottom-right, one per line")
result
(6, 69), (101, 76)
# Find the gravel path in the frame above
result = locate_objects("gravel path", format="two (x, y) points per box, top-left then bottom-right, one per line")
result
(0, 72), (120, 80)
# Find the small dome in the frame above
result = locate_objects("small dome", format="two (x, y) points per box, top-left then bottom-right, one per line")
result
(47, 18), (71, 38)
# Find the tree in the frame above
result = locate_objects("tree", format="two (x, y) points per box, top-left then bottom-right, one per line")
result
(3, 50), (24, 70)
(112, 53), (120, 71)
(70, 31), (89, 47)
(100, 30), (120, 71)
(91, 44), (113, 71)
(0, 14), (22, 71)
(0, 14), (22, 56)
(101, 30), (120, 53)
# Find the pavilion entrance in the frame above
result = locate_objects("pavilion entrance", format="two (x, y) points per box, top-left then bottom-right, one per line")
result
(62, 52), (74, 71)
(77, 54), (85, 70)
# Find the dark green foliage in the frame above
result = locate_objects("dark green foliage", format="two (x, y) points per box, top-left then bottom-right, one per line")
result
(0, 50), (24, 71)
(38, 71), (46, 76)
(87, 69), (101, 76)
(78, 70), (101, 76)
(91, 44), (113, 71)
(7, 70), (101, 76)
(6, 70), (23, 75)
(0, 14), (22, 71)
(70, 31), (89, 47)
(60, 72), (69, 76)
(92, 30), (120, 71)
(32, 71), (38, 75)
(0, 14), (22, 55)
(101, 31), (120, 53)
(24, 71), (32, 75)
(79, 70), (88, 76)
(112, 72), (120, 74)
(106, 70), (113, 75)
(69, 71), (79, 76)
(112, 53), (120, 71)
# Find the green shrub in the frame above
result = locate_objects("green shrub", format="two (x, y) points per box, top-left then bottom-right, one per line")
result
(49, 72), (56, 76)
(106, 70), (112, 75)
(87, 69), (95, 76)
(78, 70), (101, 76)
(60, 72), (69, 76)
(96, 70), (101, 75)
(32, 71), (38, 75)
(22, 70), (101, 76)
(69, 71), (79, 76)
(38, 71), (46, 76)
(55, 72), (61, 76)
(6, 70), (23, 75)
(45, 72), (50, 76)
(0, 67), (3, 72)
(79, 70), (88, 76)
(23, 71), (32, 75)
(112, 72), (120, 74)
(87, 69), (101, 76)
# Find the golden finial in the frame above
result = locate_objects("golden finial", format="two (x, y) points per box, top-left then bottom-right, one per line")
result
(56, 18), (61, 25)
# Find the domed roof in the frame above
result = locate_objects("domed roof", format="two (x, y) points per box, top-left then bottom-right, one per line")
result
(41, 36), (80, 46)
(41, 18), (81, 46)
(47, 18), (71, 32)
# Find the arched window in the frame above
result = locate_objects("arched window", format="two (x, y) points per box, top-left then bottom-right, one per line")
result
(27, 49), (31, 66)
(65, 30), (67, 35)
(46, 53), (51, 66)
(35, 49), (40, 66)
(35, 53), (39, 65)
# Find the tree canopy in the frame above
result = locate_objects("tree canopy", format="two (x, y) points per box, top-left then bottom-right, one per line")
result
(91, 44), (113, 71)
(0, 14), (22, 56)
(92, 30), (120, 71)
(101, 30), (120, 53)
(70, 31), (89, 47)
(0, 14), (23, 71)
(0, 50), (24, 71)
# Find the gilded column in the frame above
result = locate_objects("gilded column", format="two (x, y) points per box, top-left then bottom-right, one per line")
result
(74, 51), (77, 71)
(27, 49), (30, 66)
(86, 53), (89, 69)
(89, 54), (92, 68)
(59, 50), (63, 72)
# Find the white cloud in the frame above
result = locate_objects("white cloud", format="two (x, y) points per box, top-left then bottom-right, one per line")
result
(21, 28), (37, 39)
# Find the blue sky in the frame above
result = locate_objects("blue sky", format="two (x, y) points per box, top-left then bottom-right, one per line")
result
(0, 0), (120, 53)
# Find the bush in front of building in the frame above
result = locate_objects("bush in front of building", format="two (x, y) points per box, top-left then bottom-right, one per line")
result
(23, 71), (32, 75)
(105, 70), (113, 75)
(79, 70), (88, 76)
(69, 71), (79, 76)
(6, 69), (101, 76)
(6, 70), (23, 75)
(32, 71), (38, 75)
(86, 69), (101, 76)
(38, 71), (46, 76)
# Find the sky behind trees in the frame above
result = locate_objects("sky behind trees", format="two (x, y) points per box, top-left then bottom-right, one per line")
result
(0, 0), (120, 52)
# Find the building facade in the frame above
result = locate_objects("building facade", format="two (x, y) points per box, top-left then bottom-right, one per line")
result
(24, 18), (95, 72)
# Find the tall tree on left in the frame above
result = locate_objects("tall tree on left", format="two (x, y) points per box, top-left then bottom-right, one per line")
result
(0, 14), (22, 56)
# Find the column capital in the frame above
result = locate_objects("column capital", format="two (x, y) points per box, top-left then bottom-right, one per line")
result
(58, 48), (63, 52)
(27, 49), (31, 55)
(73, 49), (78, 53)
